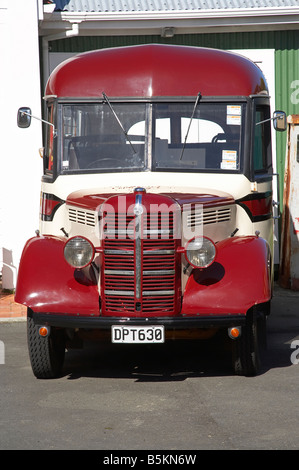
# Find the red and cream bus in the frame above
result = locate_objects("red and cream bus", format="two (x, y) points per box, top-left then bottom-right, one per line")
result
(16, 44), (286, 378)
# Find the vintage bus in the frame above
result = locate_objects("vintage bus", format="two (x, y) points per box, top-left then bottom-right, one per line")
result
(16, 44), (286, 378)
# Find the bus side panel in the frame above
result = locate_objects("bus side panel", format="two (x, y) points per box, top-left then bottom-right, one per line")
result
(15, 236), (99, 315)
(181, 236), (271, 316)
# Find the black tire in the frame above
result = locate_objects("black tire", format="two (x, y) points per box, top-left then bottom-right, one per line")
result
(27, 311), (66, 379)
(232, 307), (263, 377)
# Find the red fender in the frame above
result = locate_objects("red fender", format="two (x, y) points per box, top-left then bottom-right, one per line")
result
(15, 236), (99, 315)
(181, 236), (272, 316)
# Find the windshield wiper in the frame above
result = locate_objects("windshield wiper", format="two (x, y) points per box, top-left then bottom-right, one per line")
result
(180, 92), (202, 160)
(102, 92), (136, 153)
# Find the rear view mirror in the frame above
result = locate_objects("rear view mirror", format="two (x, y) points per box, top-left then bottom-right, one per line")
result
(17, 107), (32, 128)
(273, 110), (287, 132)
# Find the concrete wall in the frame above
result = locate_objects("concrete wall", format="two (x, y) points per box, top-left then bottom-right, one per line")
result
(0, 0), (43, 289)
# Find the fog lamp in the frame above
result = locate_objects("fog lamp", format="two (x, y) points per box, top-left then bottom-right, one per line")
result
(64, 236), (95, 268)
(185, 236), (216, 268)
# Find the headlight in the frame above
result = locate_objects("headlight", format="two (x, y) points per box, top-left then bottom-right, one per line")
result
(64, 236), (95, 268)
(185, 236), (216, 268)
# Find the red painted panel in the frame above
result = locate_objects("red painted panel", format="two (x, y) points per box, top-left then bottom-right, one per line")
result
(15, 236), (99, 315)
(46, 44), (267, 98)
(181, 235), (271, 316)
(66, 191), (111, 210)
(164, 192), (235, 208)
(66, 190), (234, 212)
(237, 192), (273, 221)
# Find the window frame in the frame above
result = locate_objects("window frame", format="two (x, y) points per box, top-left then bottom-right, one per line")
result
(44, 97), (256, 181)
(42, 103), (56, 180)
(251, 98), (273, 182)
(151, 100), (246, 174)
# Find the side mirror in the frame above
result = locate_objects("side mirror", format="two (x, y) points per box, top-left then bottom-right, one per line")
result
(17, 107), (32, 128)
(273, 110), (287, 132)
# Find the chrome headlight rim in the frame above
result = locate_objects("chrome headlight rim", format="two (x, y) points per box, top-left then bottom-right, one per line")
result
(185, 236), (216, 269)
(64, 236), (95, 268)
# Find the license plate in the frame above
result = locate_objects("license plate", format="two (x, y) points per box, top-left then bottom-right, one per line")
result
(111, 325), (165, 344)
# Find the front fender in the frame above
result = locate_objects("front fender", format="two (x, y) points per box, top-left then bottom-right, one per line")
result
(15, 236), (99, 315)
(181, 236), (271, 316)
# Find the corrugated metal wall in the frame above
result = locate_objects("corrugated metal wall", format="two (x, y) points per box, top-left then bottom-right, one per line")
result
(49, 30), (299, 203)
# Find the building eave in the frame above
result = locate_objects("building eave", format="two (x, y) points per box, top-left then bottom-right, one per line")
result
(39, 8), (299, 37)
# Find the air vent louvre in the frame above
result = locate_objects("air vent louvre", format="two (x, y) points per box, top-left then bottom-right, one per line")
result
(68, 208), (96, 227)
(187, 207), (231, 228)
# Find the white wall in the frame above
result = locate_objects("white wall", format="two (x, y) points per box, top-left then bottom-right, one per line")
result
(0, 0), (43, 289)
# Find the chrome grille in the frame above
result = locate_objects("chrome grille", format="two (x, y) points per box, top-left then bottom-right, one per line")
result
(102, 210), (177, 316)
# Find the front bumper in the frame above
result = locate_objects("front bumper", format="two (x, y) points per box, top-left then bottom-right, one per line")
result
(30, 311), (246, 330)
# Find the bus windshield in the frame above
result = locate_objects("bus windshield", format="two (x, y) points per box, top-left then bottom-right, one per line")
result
(60, 101), (245, 174)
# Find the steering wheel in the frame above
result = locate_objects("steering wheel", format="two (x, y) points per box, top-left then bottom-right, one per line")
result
(212, 133), (227, 143)
(86, 157), (123, 168)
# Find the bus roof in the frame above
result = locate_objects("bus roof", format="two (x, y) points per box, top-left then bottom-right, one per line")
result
(45, 44), (268, 99)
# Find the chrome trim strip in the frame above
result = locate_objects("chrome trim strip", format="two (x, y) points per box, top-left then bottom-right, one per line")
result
(104, 289), (175, 296)
(104, 249), (174, 255)
(143, 229), (173, 234)
(104, 290), (134, 296)
(143, 290), (175, 296)
(104, 269), (175, 276)
(134, 189), (145, 300)
(104, 270), (135, 276)
(143, 270), (175, 275)
(104, 250), (134, 255)
(104, 229), (134, 235)
(144, 250), (175, 255)
(105, 229), (172, 235)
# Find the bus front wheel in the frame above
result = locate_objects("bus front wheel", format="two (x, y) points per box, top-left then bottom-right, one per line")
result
(232, 307), (264, 377)
(27, 310), (66, 379)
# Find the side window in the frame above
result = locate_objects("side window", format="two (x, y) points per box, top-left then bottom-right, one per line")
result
(44, 105), (54, 175)
(254, 107), (271, 173)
